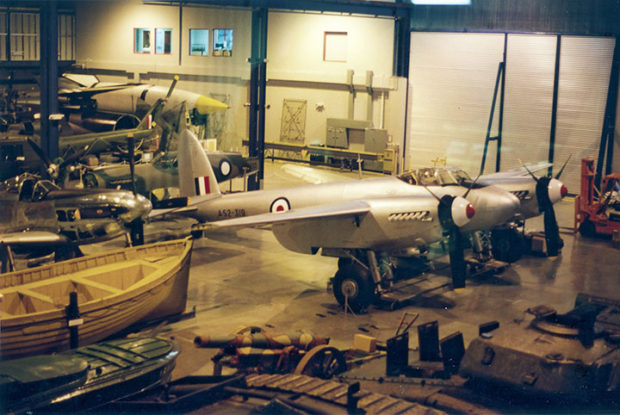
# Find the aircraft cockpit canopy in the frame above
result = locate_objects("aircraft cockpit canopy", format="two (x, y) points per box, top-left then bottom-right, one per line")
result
(0, 174), (60, 201)
(398, 167), (472, 187)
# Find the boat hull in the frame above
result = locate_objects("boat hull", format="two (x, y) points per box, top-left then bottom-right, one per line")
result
(0, 238), (192, 360)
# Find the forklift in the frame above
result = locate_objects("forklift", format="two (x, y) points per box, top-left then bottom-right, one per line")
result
(574, 157), (620, 237)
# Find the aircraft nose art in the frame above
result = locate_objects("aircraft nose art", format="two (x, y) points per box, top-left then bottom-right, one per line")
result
(548, 178), (568, 204)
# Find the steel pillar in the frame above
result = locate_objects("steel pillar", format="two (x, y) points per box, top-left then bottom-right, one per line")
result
(247, 8), (268, 191)
(596, 36), (620, 188)
(40, 1), (59, 161)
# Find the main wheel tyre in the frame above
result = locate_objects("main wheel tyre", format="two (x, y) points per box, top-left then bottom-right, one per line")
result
(332, 262), (375, 313)
(578, 219), (596, 237)
(491, 227), (525, 263)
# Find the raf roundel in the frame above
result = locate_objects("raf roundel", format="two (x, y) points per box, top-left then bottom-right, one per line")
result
(219, 159), (232, 178)
(270, 197), (291, 213)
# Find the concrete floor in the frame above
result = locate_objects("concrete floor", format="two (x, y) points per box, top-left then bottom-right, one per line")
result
(111, 161), (616, 382)
(89, 160), (619, 409)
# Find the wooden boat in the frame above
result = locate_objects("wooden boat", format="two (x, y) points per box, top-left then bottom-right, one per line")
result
(0, 237), (192, 360)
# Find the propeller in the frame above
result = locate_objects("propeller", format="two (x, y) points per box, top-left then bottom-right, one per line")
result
(424, 185), (475, 289)
(26, 137), (56, 180)
(127, 132), (144, 246)
(521, 161), (568, 256)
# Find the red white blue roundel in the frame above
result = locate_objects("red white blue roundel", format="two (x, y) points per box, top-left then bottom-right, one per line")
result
(270, 197), (290, 213)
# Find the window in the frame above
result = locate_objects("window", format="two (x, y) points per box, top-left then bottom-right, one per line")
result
(213, 29), (233, 57)
(155, 28), (172, 54)
(135, 28), (151, 53)
(189, 29), (209, 56)
(324, 32), (347, 62)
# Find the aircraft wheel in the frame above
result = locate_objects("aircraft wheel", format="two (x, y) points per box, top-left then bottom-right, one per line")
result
(578, 219), (596, 237)
(491, 227), (525, 263)
(293, 345), (346, 379)
(332, 262), (375, 313)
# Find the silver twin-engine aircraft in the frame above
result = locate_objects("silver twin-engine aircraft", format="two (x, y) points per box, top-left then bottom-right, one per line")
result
(160, 127), (556, 311)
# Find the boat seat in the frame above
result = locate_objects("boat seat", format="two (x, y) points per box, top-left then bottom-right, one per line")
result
(17, 289), (56, 305)
(70, 277), (123, 295)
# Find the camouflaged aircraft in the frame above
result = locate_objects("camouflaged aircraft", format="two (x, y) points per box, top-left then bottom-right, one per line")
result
(0, 173), (151, 272)
(154, 127), (528, 311)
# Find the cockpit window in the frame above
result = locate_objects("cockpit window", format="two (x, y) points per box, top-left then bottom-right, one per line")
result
(31, 180), (60, 201)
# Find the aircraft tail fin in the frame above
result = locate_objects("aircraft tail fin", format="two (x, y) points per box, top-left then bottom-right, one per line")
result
(177, 125), (221, 198)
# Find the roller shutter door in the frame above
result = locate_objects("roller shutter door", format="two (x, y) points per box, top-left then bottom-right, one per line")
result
(554, 36), (614, 193)
(408, 32), (505, 174)
(408, 32), (614, 192)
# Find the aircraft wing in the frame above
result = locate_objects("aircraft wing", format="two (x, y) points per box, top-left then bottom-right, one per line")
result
(0, 231), (68, 246)
(480, 161), (552, 180)
(207, 200), (371, 229)
(149, 193), (222, 218)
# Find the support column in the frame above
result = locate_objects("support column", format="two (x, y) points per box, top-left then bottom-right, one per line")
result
(247, 8), (268, 191)
(597, 36), (620, 187)
(40, 0), (59, 161)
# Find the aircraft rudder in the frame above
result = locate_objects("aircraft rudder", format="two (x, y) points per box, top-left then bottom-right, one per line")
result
(177, 128), (221, 198)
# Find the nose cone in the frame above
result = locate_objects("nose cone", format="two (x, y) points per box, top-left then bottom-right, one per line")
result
(461, 186), (520, 232)
(451, 196), (476, 228)
(548, 178), (567, 204)
(119, 192), (152, 223)
(195, 95), (229, 114)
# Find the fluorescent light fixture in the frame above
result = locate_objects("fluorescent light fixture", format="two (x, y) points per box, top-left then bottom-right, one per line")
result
(412, 0), (471, 5)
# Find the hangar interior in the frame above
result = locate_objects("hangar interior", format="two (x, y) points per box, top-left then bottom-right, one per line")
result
(1, 0), (620, 413)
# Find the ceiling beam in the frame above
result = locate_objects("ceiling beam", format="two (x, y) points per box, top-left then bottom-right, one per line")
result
(144, 0), (412, 18)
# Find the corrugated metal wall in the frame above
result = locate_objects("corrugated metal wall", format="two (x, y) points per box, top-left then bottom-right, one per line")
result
(554, 36), (615, 192)
(408, 32), (614, 192)
(410, 0), (619, 36)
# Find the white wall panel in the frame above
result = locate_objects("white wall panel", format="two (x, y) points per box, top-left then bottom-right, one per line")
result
(408, 32), (505, 174)
(555, 36), (614, 193)
(501, 34), (556, 172)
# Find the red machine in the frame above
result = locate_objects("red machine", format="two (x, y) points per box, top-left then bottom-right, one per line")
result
(574, 157), (620, 236)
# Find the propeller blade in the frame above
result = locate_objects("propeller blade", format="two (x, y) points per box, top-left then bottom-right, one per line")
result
(166, 75), (179, 99)
(543, 206), (561, 256)
(26, 138), (54, 179)
(554, 154), (572, 179)
(463, 171), (483, 198)
(448, 227), (466, 289)
(422, 184), (443, 204)
(174, 101), (188, 134)
(127, 133), (137, 196)
(519, 159), (540, 183)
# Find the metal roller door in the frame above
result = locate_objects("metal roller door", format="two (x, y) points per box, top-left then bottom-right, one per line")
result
(408, 32), (505, 174)
(554, 36), (615, 193)
(408, 32), (614, 192)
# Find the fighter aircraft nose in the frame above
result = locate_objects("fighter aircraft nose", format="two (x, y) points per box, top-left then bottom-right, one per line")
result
(195, 95), (229, 114)
(135, 193), (153, 217)
(548, 179), (567, 204)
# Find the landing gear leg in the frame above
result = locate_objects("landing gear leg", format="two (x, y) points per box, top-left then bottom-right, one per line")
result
(332, 250), (392, 312)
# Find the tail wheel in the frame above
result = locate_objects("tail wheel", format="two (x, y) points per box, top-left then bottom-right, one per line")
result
(332, 262), (376, 313)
